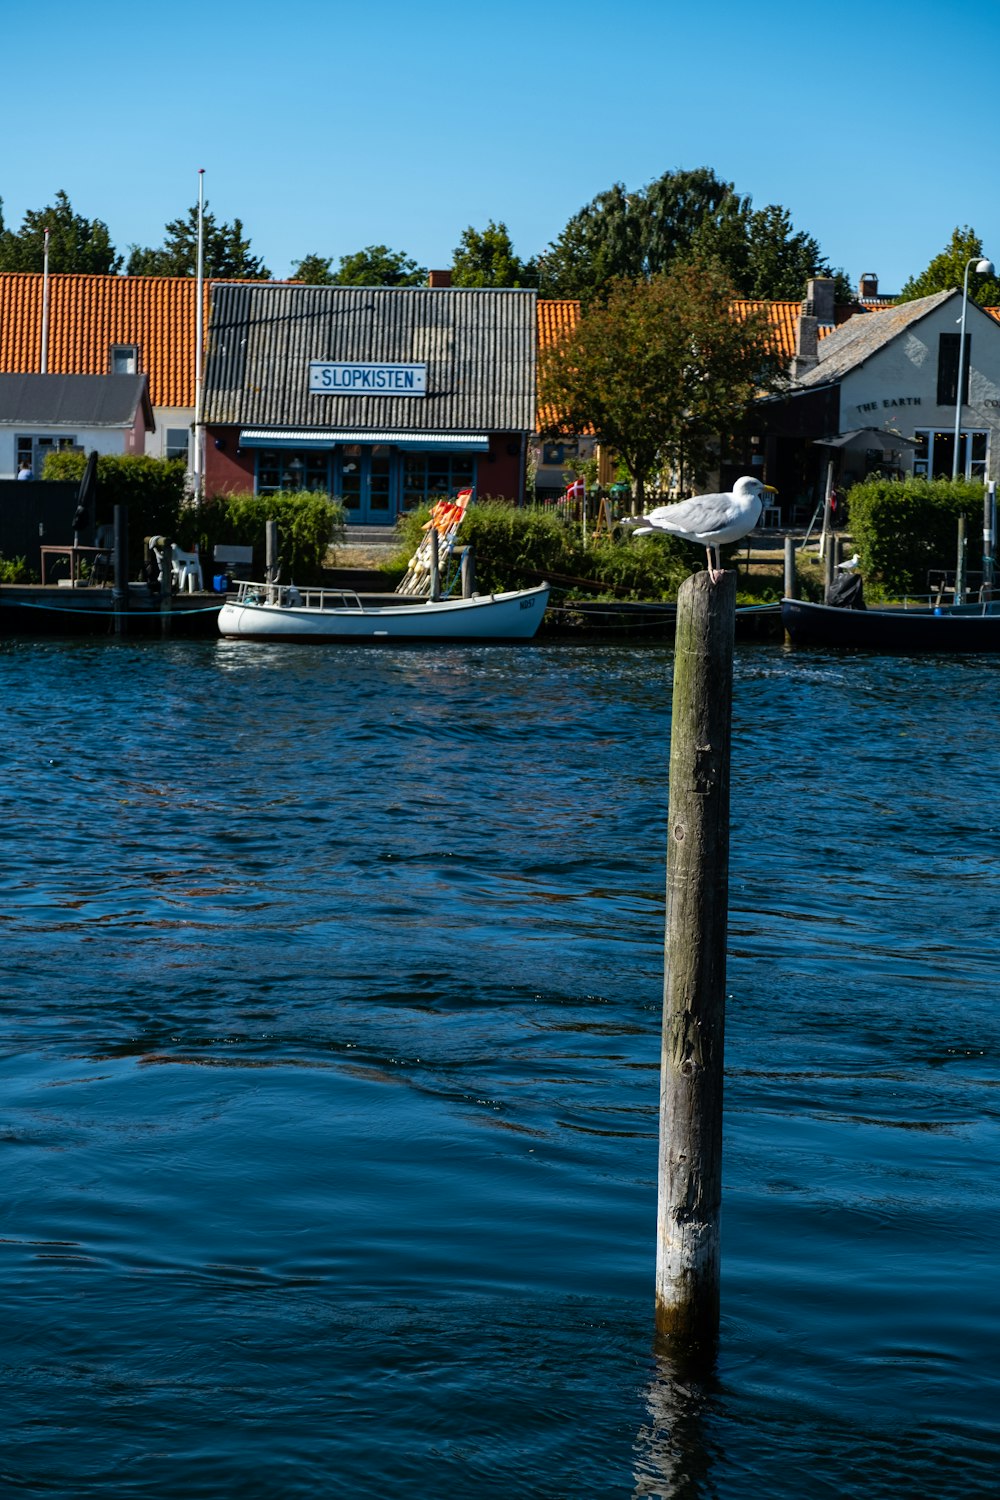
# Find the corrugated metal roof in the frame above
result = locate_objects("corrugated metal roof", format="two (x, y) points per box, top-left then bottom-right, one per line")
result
(203, 284), (537, 432)
(239, 428), (490, 450)
(0, 372), (152, 426)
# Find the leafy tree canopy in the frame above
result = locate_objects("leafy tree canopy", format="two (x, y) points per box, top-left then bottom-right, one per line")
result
(898, 225), (1000, 305)
(451, 220), (538, 287)
(290, 253), (335, 285)
(539, 260), (786, 506)
(0, 190), (121, 274)
(126, 204), (271, 278)
(329, 244), (426, 286)
(538, 166), (837, 304)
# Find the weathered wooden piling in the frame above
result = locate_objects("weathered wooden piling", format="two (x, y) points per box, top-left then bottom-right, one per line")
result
(460, 543), (476, 598)
(656, 569), (736, 1349)
(112, 505), (129, 636)
(956, 516), (967, 604)
(429, 527), (440, 601)
(783, 535), (797, 600)
(159, 539), (173, 638)
(265, 520), (279, 582)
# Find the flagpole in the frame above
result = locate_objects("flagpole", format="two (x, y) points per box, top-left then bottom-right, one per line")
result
(41, 229), (50, 373)
(193, 167), (206, 501)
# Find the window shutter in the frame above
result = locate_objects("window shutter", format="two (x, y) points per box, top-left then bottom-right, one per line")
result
(937, 333), (971, 405)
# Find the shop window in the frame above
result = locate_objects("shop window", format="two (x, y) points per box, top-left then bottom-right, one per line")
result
(401, 454), (477, 511)
(914, 427), (987, 479)
(256, 449), (331, 493)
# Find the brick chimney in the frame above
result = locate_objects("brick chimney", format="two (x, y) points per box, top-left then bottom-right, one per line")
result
(791, 276), (836, 380)
(428, 269), (452, 288)
(859, 272), (879, 301)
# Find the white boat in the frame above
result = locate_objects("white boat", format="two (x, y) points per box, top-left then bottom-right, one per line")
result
(217, 580), (550, 642)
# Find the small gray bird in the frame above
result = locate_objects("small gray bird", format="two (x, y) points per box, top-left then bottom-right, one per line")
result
(630, 476), (778, 582)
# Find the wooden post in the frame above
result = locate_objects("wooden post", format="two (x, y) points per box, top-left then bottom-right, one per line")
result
(160, 539), (173, 638)
(955, 515), (967, 605)
(656, 569), (735, 1351)
(265, 520), (278, 582)
(429, 527), (440, 601)
(112, 504), (129, 637)
(460, 543), (476, 598)
(824, 534), (837, 598)
(783, 534), (797, 599)
(817, 458), (835, 560)
(982, 483), (995, 601)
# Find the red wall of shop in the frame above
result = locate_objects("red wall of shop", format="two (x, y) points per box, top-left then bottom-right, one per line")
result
(202, 428), (526, 503)
(204, 431), (254, 493)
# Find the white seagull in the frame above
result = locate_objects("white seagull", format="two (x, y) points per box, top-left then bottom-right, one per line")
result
(837, 552), (860, 571)
(630, 476), (778, 583)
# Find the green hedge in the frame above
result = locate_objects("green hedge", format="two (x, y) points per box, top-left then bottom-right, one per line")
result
(39, 453), (343, 582)
(195, 491), (345, 584)
(391, 498), (693, 599)
(42, 452), (187, 545)
(847, 475), (985, 596)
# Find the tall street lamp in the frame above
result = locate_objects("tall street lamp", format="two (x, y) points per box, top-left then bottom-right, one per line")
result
(952, 255), (995, 479)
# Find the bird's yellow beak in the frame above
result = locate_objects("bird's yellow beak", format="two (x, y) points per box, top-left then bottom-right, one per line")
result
(763, 484), (778, 494)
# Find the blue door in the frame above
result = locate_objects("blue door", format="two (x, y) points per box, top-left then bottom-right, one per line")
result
(337, 451), (396, 526)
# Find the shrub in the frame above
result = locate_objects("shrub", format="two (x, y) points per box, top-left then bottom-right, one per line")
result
(390, 497), (693, 599)
(846, 475), (984, 596)
(0, 554), (32, 583)
(42, 452), (187, 548)
(194, 490), (345, 583)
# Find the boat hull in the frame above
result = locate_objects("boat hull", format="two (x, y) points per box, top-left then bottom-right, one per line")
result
(218, 585), (550, 642)
(781, 597), (1000, 652)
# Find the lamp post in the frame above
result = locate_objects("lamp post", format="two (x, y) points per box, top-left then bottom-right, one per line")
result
(952, 255), (994, 479)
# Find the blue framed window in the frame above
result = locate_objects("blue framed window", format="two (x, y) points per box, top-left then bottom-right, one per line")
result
(256, 450), (332, 493)
(401, 454), (477, 511)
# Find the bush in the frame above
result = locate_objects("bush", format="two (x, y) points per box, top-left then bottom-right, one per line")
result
(846, 475), (984, 596)
(42, 452), (188, 548)
(195, 490), (345, 583)
(0, 554), (32, 583)
(390, 497), (693, 599)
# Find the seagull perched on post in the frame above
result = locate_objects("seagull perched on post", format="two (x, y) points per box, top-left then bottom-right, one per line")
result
(628, 476), (778, 582)
(837, 552), (860, 571)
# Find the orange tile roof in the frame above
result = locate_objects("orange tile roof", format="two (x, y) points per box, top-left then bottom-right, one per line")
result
(0, 273), (207, 408)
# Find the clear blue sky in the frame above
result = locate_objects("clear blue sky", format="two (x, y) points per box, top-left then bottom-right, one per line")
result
(4, 0), (997, 295)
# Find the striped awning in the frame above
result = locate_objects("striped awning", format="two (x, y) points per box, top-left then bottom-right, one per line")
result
(238, 428), (490, 451)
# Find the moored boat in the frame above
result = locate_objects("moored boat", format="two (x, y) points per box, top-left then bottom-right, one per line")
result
(217, 580), (550, 642)
(781, 595), (1000, 652)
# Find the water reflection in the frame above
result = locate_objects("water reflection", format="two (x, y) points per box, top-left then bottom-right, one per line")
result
(633, 1346), (720, 1500)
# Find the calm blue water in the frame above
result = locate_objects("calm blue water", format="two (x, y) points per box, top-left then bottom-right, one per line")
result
(1, 636), (997, 1498)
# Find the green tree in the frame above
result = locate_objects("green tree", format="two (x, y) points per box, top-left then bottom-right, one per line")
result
(898, 226), (1000, 305)
(0, 190), (121, 273)
(451, 220), (538, 287)
(693, 200), (837, 300)
(126, 204), (271, 278)
(538, 166), (837, 303)
(330, 244), (426, 286)
(538, 168), (737, 299)
(539, 260), (785, 508)
(291, 253), (335, 284)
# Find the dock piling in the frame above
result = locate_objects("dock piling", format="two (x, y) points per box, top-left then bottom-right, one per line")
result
(113, 505), (129, 636)
(160, 539), (173, 637)
(655, 569), (735, 1352)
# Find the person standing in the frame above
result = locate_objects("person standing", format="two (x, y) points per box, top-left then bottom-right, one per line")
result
(17, 460), (33, 480)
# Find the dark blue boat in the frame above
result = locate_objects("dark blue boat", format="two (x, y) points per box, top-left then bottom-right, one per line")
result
(781, 595), (1000, 652)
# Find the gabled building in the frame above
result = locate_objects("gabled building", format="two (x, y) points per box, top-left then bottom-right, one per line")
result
(200, 282), (537, 523)
(754, 289), (1000, 507)
(0, 373), (154, 478)
(0, 273), (204, 465)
